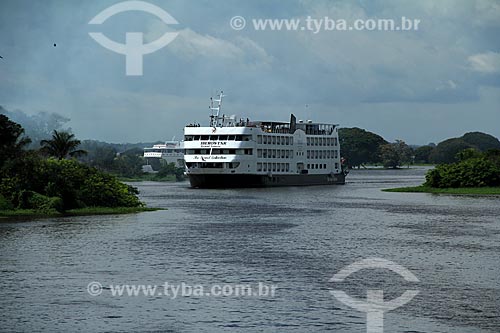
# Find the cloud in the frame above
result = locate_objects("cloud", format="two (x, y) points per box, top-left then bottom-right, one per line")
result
(0, 0), (499, 144)
(167, 28), (273, 68)
(468, 52), (500, 73)
(288, 0), (476, 103)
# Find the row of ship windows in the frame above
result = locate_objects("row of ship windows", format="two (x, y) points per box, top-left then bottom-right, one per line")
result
(257, 163), (290, 172)
(257, 149), (338, 159)
(257, 135), (293, 145)
(308, 163), (339, 169)
(184, 135), (338, 147)
(257, 149), (293, 158)
(257, 135), (338, 146)
(307, 150), (339, 159)
(185, 162), (239, 169)
(306, 137), (338, 146)
(144, 149), (183, 153)
(185, 148), (339, 158)
(256, 162), (339, 172)
(185, 135), (252, 141)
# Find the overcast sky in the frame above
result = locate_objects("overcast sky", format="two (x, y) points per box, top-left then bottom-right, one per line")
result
(1, 0), (499, 144)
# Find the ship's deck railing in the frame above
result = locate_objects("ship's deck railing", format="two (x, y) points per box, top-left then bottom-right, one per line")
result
(185, 121), (337, 135)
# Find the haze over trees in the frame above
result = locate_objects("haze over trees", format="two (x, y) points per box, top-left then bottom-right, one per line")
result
(0, 106), (70, 148)
(0, 107), (182, 180)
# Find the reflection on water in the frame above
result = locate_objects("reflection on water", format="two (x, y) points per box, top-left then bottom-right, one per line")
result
(0, 168), (499, 332)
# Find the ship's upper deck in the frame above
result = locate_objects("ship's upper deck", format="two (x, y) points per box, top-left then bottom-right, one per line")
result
(185, 116), (337, 136)
(186, 92), (338, 136)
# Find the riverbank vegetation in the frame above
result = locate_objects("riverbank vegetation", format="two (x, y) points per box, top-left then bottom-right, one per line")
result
(383, 186), (500, 195)
(0, 206), (158, 219)
(384, 148), (500, 195)
(0, 114), (157, 218)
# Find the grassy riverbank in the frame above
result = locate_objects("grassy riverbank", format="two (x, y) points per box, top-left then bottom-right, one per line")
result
(383, 186), (500, 195)
(0, 206), (161, 220)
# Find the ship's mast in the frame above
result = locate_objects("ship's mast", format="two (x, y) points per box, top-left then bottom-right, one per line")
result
(209, 90), (224, 127)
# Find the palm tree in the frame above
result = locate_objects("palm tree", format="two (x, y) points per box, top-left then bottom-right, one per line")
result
(40, 130), (87, 160)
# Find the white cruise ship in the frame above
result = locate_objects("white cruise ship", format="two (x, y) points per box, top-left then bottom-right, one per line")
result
(143, 141), (184, 169)
(184, 92), (347, 188)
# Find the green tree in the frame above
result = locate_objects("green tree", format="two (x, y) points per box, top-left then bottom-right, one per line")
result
(429, 138), (473, 164)
(380, 144), (399, 168)
(414, 145), (434, 164)
(113, 154), (144, 177)
(429, 132), (500, 164)
(40, 130), (87, 160)
(90, 146), (118, 171)
(339, 127), (387, 168)
(456, 148), (481, 162)
(0, 114), (31, 168)
(156, 162), (185, 181)
(461, 132), (500, 151)
(380, 140), (412, 168)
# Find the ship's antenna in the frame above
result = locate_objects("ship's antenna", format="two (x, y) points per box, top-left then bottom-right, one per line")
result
(209, 90), (224, 127)
(209, 95), (215, 127)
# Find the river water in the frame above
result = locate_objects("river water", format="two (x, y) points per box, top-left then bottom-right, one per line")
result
(1, 168), (499, 332)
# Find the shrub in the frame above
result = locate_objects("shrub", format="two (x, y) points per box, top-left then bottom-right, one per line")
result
(0, 154), (143, 211)
(79, 173), (142, 208)
(156, 162), (185, 181)
(16, 190), (64, 213)
(425, 151), (500, 188)
(0, 194), (13, 210)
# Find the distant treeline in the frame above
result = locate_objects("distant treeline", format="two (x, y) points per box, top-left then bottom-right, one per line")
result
(339, 128), (500, 168)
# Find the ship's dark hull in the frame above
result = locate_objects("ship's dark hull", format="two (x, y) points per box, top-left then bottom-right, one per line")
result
(188, 173), (346, 188)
